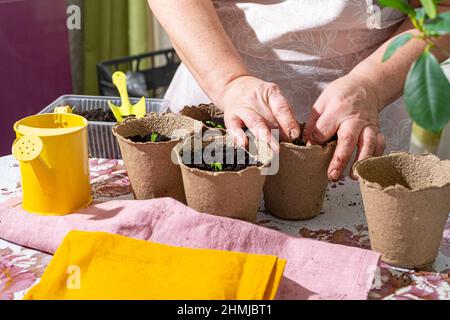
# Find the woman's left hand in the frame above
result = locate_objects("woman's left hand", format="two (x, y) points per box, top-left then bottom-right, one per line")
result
(303, 72), (386, 181)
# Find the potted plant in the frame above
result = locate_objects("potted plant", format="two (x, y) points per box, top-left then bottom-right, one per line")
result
(112, 113), (201, 203)
(354, 152), (450, 268)
(173, 136), (272, 222)
(263, 126), (336, 220)
(379, 0), (450, 154)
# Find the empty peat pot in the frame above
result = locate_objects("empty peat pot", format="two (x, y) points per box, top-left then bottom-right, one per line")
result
(263, 141), (336, 220)
(113, 113), (201, 203)
(174, 136), (272, 222)
(354, 152), (450, 269)
(180, 103), (226, 134)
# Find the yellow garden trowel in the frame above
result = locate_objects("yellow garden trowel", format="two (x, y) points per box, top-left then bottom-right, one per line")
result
(108, 71), (146, 122)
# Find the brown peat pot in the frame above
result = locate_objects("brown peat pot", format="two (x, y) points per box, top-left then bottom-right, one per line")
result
(174, 136), (272, 222)
(263, 141), (336, 220)
(354, 152), (450, 268)
(113, 113), (201, 203)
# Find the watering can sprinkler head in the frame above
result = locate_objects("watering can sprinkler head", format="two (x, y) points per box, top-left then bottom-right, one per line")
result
(12, 135), (54, 196)
(12, 136), (43, 162)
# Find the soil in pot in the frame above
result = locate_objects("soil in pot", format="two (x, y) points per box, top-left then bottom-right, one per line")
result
(113, 113), (201, 203)
(181, 144), (262, 172)
(74, 108), (116, 122)
(264, 124), (336, 220)
(354, 152), (450, 269)
(290, 123), (337, 147)
(127, 132), (171, 143)
(175, 137), (271, 222)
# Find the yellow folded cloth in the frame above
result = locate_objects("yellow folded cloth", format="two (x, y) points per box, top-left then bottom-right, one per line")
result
(24, 231), (286, 300)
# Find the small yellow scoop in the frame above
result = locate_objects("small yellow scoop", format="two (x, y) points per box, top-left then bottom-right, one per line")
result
(108, 71), (146, 122)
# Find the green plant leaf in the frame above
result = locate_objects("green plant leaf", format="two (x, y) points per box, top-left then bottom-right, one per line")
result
(382, 33), (414, 62)
(420, 0), (438, 19)
(150, 132), (158, 142)
(210, 162), (223, 172)
(405, 52), (450, 133)
(424, 11), (450, 35)
(415, 7), (426, 22)
(378, 0), (416, 16)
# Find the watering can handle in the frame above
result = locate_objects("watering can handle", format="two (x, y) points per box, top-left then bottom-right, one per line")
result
(112, 72), (132, 115)
(54, 106), (73, 114)
(53, 106), (73, 128)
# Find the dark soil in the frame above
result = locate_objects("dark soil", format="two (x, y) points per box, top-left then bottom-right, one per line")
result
(292, 123), (307, 146)
(127, 132), (171, 143)
(74, 108), (116, 122)
(292, 137), (307, 147)
(289, 123), (337, 146)
(181, 145), (262, 172)
(203, 116), (226, 129)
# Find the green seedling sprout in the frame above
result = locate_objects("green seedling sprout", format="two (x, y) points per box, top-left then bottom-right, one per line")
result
(204, 120), (224, 129)
(150, 132), (159, 142)
(210, 162), (223, 172)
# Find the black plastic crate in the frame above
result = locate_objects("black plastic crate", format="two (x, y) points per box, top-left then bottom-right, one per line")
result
(97, 48), (180, 98)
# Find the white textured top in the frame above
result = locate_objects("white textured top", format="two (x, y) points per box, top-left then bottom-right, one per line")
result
(165, 0), (412, 151)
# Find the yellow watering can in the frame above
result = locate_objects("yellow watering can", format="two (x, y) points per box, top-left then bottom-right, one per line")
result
(108, 71), (146, 122)
(12, 107), (92, 215)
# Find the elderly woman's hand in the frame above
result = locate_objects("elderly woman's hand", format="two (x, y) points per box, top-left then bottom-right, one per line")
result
(304, 72), (386, 181)
(217, 75), (301, 151)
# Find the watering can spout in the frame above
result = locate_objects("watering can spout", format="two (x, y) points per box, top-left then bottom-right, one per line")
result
(12, 136), (54, 195)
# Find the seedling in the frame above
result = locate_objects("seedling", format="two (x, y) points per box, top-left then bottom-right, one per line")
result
(204, 120), (224, 129)
(150, 132), (159, 142)
(210, 162), (223, 172)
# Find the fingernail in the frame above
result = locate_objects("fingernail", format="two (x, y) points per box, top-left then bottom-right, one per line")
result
(329, 169), (339, 181)
(289, 129), (300, 140)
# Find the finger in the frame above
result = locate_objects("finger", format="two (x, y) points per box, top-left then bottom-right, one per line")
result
(308, 112), (339, 145)
(355, 126), (377, 163)
(351, 126), (377, 179)
(238, 110), (279, 153)
(303, 107), (321, 142)
(224, 114), (247, 148)
(375, 132), (386, 156)
(267, 88), (300, 141)
(328, 120), (365, 181)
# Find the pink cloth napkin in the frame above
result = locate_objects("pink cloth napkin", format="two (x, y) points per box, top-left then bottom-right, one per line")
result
(0, 198), (379, 300)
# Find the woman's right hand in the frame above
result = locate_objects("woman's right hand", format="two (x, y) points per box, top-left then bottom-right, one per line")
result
(148, 2), (299, 150)
(216, 75), (301, 151)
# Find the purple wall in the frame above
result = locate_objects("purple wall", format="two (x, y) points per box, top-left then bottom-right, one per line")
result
(0, 0), (72, 156)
